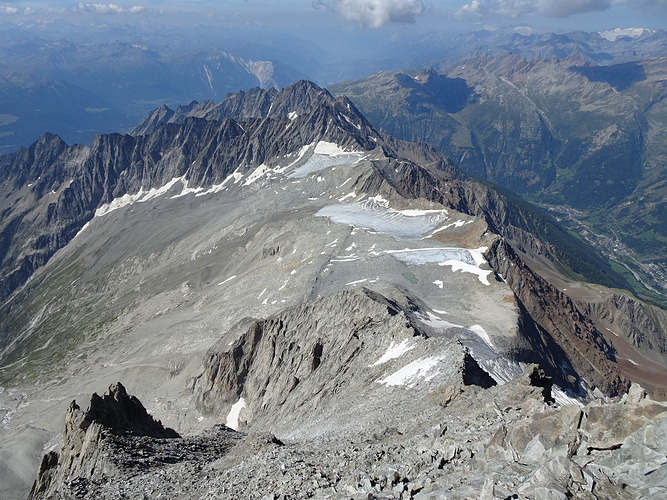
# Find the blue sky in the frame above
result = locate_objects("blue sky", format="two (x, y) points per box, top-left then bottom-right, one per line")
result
(0, 1), (665, 32)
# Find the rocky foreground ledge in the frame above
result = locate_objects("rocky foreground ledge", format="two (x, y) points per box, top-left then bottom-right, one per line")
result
(28, 372), (666, 499)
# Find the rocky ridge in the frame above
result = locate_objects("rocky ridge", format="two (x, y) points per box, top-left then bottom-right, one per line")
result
(29, 356), (667, 499)
(193, 287), (498, 439)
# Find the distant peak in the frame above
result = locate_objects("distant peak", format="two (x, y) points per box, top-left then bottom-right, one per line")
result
(598, 27), (655, 42)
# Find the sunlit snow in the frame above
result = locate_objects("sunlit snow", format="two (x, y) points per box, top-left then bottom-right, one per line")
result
(371, 339), (415, 367)
(95, 176), (183, 217)
(378, 355), (445, 387)
(244, 164), (271, 185)
(316, 201), (448, 238)
(598, 27), (654, 41)
(226, 397), (247, 430)
(468, 324), (494, 349)
(289, 141), (365, 178)
(439, 247), (492, 285)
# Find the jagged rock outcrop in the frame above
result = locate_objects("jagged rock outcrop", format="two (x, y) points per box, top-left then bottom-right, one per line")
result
(28, 382), (179, 499)
(130, 81), (361, 136)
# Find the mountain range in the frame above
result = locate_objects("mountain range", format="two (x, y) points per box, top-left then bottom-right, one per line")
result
(2, 22), (666, 157)
(1, 81), (666, 499)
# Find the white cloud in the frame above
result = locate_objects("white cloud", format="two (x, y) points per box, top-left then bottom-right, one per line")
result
(454, 0), (614, 19)
(0, 6), (19, 15)
(75, 3), (144, 15)
(315, 0), (426, 28)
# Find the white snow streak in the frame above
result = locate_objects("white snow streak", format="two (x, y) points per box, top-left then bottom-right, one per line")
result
(95, 177), (182, 217)
(438, 246), (491, 285)
(379, 355), (445, 387)
(468, 324), (494, 349)
(371, 339), (414, 367)
(226, 398), (247, 430)
(244, 164), (270, 186)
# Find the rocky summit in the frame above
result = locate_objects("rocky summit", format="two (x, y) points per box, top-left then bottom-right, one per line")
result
(1, 81), (666, 499)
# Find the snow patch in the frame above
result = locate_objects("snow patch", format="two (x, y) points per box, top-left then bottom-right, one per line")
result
(418, 311), (463, 331)
(439, 247), (491, 285)
(379, 355), (445, 387)
(440, 260), (492, 285)
(598, 27), (654, 41)
(244, 164), (271, 186)
(605, 327), (620, 337)
(343, 114), (362, 130)
(371, 339), (414, 367)
(552, 387), (584, 408)
(338, 191), (357, 202)
(368, 194), (389, 207)
(400, 209), (449, 217)
(226, 398), (246, 430)
(314, 141), (352, 155)
(468, 324), (494, 349)
(73, 221), (90, 239)
(425, 219), (472, 238)
(331, 256), (359, 262)
(95, 177), (183, 217)
(289, 141), (365, 178)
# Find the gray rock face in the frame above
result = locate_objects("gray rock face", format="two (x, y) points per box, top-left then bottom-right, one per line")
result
(130, 81), (366, 136)
(193, 287), (495, 439)
(28, 382), (179, 499)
